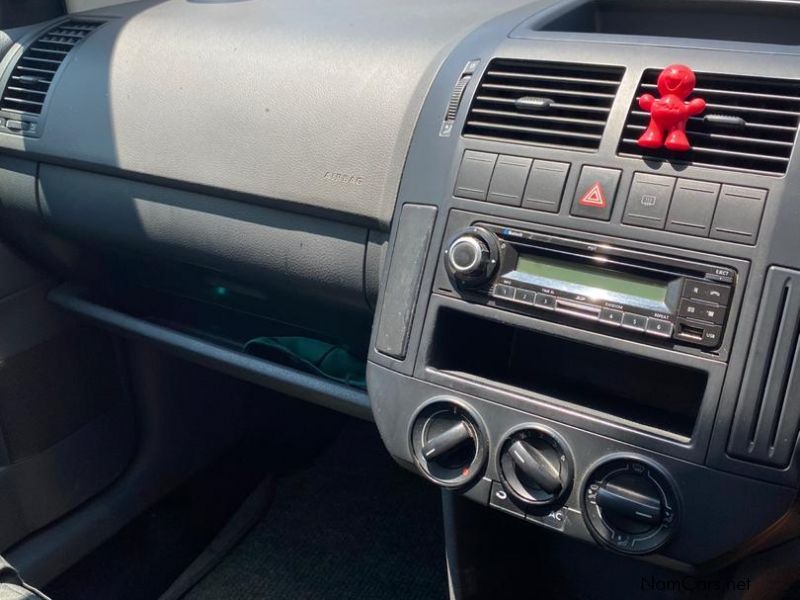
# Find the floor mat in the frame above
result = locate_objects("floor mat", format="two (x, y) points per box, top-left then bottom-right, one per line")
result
(180, 423), (448, 600)
(45, 440), (276, 600)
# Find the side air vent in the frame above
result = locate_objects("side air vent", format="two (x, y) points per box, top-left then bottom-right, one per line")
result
(0, 20), (103, 116)
(463, 59), (625, 151)
(728, 267), (800, 468)
(620, 70), (800, 175)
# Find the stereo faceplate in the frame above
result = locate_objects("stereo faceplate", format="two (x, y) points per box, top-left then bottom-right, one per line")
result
(442, 222), (736, 351)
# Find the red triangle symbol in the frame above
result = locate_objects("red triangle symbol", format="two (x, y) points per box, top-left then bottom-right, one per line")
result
(578, 183), (606, 208)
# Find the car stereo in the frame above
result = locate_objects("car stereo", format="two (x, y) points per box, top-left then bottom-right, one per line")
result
(442, 224), (736, 349)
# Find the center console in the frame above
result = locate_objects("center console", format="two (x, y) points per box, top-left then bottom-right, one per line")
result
(368, 0), (800, 569)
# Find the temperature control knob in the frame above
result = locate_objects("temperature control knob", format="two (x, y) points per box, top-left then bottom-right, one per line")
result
(498, 427), (573, 510)
(583, 457), (679, 555)
(443, 227), (499, 287)
(410, 399), (487, 489)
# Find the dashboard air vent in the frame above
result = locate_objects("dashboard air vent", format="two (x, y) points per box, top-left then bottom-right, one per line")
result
(463, 59), (625, 151)
(0, 20), (103, 116)
(619, 70), (800, 175)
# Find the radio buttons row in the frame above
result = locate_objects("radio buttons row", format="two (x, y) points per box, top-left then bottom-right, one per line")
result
(679, 299), (726, 325)
(682, 280), (731, 305)
(491, 285), (674, 339)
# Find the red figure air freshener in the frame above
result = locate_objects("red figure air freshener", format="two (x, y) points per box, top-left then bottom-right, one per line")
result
(637, 64), (705, 152)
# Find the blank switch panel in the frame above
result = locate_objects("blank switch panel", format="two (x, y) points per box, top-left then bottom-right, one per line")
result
(487, 155), (532, 206)
(710, 185), (766, 245)
(454, 151), (497, 200)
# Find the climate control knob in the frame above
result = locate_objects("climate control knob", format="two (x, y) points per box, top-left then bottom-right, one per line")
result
(410, 399), (487, 489)
(443, 227), (499, 287)
(583, 457), (678, 555)
(498, 427), (573, 510)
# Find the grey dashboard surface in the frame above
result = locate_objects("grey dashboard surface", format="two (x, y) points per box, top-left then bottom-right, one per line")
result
(0, 0), (547, 228)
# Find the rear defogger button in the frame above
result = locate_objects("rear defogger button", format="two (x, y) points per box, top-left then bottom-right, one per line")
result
(623, 173), (676, 230)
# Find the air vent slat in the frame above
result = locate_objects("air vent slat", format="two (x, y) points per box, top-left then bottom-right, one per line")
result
(464, 59), (624, 151)
(16, 66), (58, 75)
(468, 120), (604, 141)
(703, 103), (800, 119)
(625, 124), (795, 148)
(481, 83), (616, 100)
(0, 19), (102, 117)
(21, 57), (63, 66)
(474, 96), (613, 114)
(641, 83), (800, 104)
(5, 87), (47, 96)
(470, 108), (608, 128)
(2, 97), (44, 108)
(619, 69), (800, 175)
(28, 48), (69, 56)
(36, 38), (84, 47)
(629, 111), (798, 134)
(485, 70), (622, 87)
(620, 138), (789, 163)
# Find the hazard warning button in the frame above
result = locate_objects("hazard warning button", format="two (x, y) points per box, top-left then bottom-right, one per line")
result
(570, 166), (621, 221)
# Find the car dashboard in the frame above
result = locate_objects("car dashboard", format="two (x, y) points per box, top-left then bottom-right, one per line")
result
(1, 0), (799, 582)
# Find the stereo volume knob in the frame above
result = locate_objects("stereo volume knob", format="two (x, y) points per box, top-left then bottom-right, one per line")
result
(444, 227), (499, 287)
(448, 236), (486, 274)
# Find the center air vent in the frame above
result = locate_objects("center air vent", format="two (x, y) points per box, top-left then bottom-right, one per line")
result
(462, 59), (625, 152)
(0, 20), (103, 117)
(619, 70), (800, 175)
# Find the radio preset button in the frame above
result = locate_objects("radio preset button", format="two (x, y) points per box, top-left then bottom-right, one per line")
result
(679, 299), (726, 324)
(514, 289), (537, 305)
(534, 293), (556, 311)
(646, 318), (674, 337)
(599, 308), (624, 326)
(682, 280), (731, 305)
(621, 313), (647, 332)
(492, 284), (515, 300)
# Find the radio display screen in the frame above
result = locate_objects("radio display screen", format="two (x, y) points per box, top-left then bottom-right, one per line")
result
(515, 254), (668, 304)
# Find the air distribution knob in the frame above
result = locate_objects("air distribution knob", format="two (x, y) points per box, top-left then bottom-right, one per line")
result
(498, 427), (573, 510)
(583, 457), (678, 555)
(410, 399), (487, 489)
(443, 227), (499, 287)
